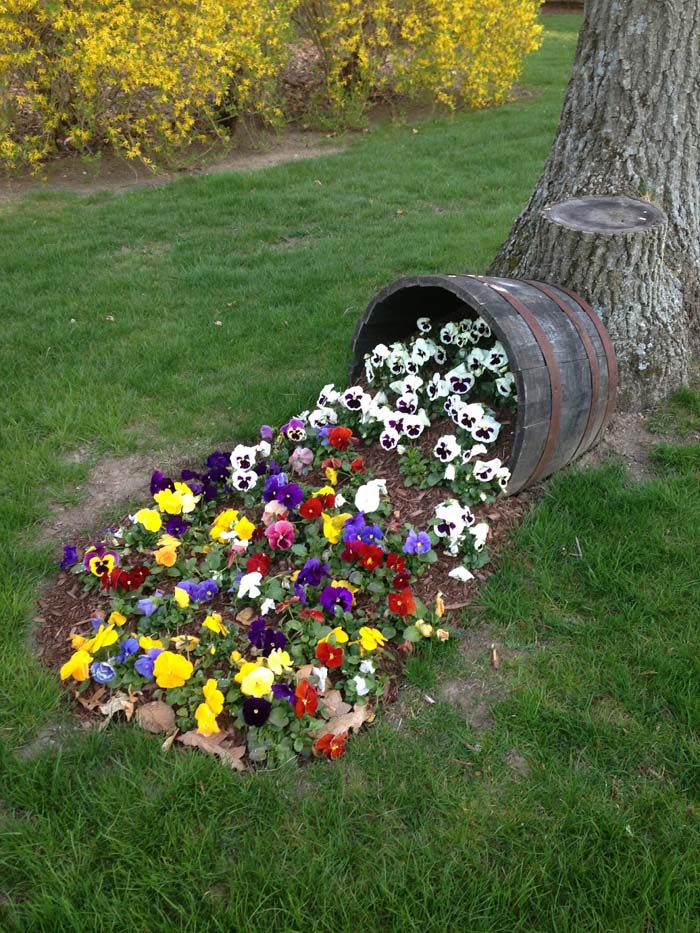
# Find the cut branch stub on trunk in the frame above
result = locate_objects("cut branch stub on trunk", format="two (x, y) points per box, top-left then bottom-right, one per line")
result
(349, 274), (617, 494)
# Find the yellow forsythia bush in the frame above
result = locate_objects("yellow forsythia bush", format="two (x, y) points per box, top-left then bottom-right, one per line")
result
(0, 0), (542, 169)
(0, 0), (295, 169)
(293, 0), (543, 122)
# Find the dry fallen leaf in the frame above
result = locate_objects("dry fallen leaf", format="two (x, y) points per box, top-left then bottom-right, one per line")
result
(235, 607), (256, 626)
(320, 689), (352, 718)
(75, 686), (106, 711)
(491, 644), (500, 670)
(177, 731), (246, 771)
(135, 700), (176, 734)
(161, 730), (179, 752)
(320, 704), (373, 736)
(295, 664), (314, 682)
(98, 692), (135, 725)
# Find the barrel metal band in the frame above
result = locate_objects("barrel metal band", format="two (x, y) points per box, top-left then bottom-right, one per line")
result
(472, 276), (562, 488)
(525, 279), (600, 461)
(551, 284), (618, 441)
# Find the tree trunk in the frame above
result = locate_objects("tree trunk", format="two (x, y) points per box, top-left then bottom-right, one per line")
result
(489, 0), (700, 408)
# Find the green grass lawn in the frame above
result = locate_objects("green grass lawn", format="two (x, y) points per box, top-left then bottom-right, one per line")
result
(5, 13), (700, 929)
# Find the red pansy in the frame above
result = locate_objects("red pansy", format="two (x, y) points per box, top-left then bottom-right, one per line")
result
(315, 641), (344, 669)
(246, 553), (271, 576)
(341, 540), (364, 563)
(317, 491), (336, 509)
(300, 608), (325, 622)
(392, 571), (412, 590)
(101, 566), (150, 592)
(350, 457), (365, 473)
(295, 680), (318, 718)
(388, 588), (416, 617)
(314, 732), (348, 759)
(299, 498), (323, 520)
(328, 427), (354, 451)
(358, 544), (384, 571)
(386, 553), (407, 574)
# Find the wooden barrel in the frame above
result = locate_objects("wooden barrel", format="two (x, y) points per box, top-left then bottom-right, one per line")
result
(348, 274), (617, 495)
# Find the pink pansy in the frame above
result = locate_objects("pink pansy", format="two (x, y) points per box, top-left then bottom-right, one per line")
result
(289, 447), (314, 475)
(265, 520), (295, 550)
(262, 501), (288, 527)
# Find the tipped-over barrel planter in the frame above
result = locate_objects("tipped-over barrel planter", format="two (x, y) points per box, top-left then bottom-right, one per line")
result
(349, 274), (617, 495)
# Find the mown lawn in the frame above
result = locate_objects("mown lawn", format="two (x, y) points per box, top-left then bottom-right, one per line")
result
(5, 14), (700, 930)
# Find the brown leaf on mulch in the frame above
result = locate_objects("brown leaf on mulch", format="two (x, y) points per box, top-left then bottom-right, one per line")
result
(177, 730), (246, 771)
(98, 692), (135, 724)
(320, 689), (352, 718)
(319, 704), (374, 736)
(135, 700), (176, 734)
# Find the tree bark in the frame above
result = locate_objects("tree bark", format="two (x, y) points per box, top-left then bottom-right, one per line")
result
(489, 0), (700, 408)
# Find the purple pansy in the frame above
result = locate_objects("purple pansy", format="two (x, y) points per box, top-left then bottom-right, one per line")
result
(60, 544), (78, 570)
(403, 529), (432, 555)
(276, 483), (304, 510)
(116, 637), (139, 664)
(342, 513), (366, 543)
(272, 683), (295, 704)
(150, 470), (174, 495)
(134, 648), (162, 681)
(90, 661), (116, 684)
(262, 473), (289, 503)
(359, 524), (384, 545)
(260, 425), (275, 441)
(166, 516), (188, 537)
(297, 558), (330, 588)
(319, 585), (353, 614)
(242, 697), (272, 727)
(248, 618), (286, 655)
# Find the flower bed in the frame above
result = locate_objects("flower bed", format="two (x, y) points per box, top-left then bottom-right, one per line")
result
(44, 314), (523, 768)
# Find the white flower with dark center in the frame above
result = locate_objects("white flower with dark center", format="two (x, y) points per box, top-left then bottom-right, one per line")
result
(471, 414), (501, 444)
(440, 322), (459, 345)
(385, 412), (405, 434)
(444, 394), (461, 416)
(472, 458), (501, 482)
(317, 383), (340, 408)
(448, 566), (475, 582)
(434, 347), (447, 365)
(457, 402), (485, 431)
(434, 499), (467, 539)
(496, 466), (511, 491)
(483, 342), (508, 372)
(496, 373), (515, 397)
(402, 413), (428, 439)
(387, 344), (409, 375)
(340, 385), (371, 413)
(470, 522), (489, 551)
(462, 443), (489, 464)
(466, 348), (485, 376)
(396, 392), (420, 415)
(416, 317), (432, 333)
(411, 338), (433, 365)
(379, 427), (400, 450)
(474, 319), (491, 339)
(404, 360), (420, 375)
(445, 363), (475, 395)
(308, 407), (338, 428)
(390, 374), (423, 395)
(370, 343), (390, 365)
(426, 374), (449, 401)
(231, 469), (258, 492)
(433, 434), (461, 463)
(259, 597), (276, 615)
(230, 444), (258, 471)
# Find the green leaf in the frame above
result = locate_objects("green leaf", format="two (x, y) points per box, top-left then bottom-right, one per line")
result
(402, 625), (420, 643)
(268, 706), (289, 728)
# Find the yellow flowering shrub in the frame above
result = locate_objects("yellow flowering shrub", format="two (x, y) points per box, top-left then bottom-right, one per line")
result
(293, 0), (543, 122)
(0, 0), (295, 169)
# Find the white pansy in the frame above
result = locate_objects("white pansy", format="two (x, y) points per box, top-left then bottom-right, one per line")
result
(365, 358), (375, 383)
(496, 373), (515, 397)
(308, 407), (338, 428)
(466, 347), (485, 376)
(312, 666), (328, 693)
(496, 466), (511, 491)
(238, 571), (262, 600)
(335, 492), (346, 506)
(369, 344), (391, 368)
(230, 443), (258, 471)
(471, 414), (501, 444)
(359, 659), (376, 674)
(434, 499), (467, 539)
(355, 479), (387, 514)
(445, 363), (475, 395)
(474, 319), (491, 339)
(483, 341), (508, 372)
(426, 373), (449, 401)
(469, 522), (490, 551)
(440, 322), (459, 345)
(457, 402), (485, 431)
(317, 383), (340, 407)
(416, 317), (432, 333)
(433, 434), (461, 463)
(396, 392), (420, 415)
(390, 374), (423, 395)
(411, 337), (434, 365)
(256, 440), (271, 458)
(444, 464), (456, 482)
(231, 469), (258, 492)
(353, 675), (370, 697)
(462, 443), (489, 464)
(472, 458), (501, 482)
(340, 385), (371, 413)
(259, 598), (276, 615)
(402, 413), (427, 439)
(380, 427), (400, 450)
(434, 347), (447, 365)
(448, 566), (475, 582)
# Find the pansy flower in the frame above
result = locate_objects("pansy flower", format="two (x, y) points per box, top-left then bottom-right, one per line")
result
(242, 696), (272, 727)
(388, 589), (416, 617)
(60, 544), (79, 570)
(150, 470), (174, 495)
(379, 427), (399, 451)
(84, 544), (119, 577)
(358, 627), (387, 652)
(328, 426), (354, 451)
(439, 322), (459, 345)
(299, 497), (323, 519)
(275, 484), (303, 510)
(472, 458), (501, 483)
(265, 520), (295, 550)
(153, 651), (193, 688)
(280, 418), (306, 442)
(230, 444), (258, 471)
(496, 373), (515, 397)
(445, 363), (475, 395)
(314, 732), (348, 759)
(294, 680), (318, 718)
(340, 386), (370, 413)
(433, 435), (461, 463)
(403, 529), (431, 555)
(483, 343), (508, 371)
(469, 522), (490, 552)
(319, 585), (353, 614)
(231, 469), (258, 492)
(60, 649), (93, 682)
(471, 415), (501, 443)
(316, 641), (344, 669)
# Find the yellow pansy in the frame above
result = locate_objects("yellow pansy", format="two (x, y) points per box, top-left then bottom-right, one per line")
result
(210, 508), (239, 542)
(332, 578), (359, 595)
(135, 508), (162, 532)
(87, 552), (117, 577)
(314, 486), (336, 499)
(358, 626), (388, 652)
(153, 488), (183, 515)
(173, 586), (190, 609)
(416, 621), (434, 638)
(153, 650), (193, 688)
(235, 660), (263, 683)
(157, 534), (181, 549)
(108, 611), (127, 627)
(60, 649), (93, 682)
(229, 650), (244, 667)
(318, 626), (349, 645)
(202, 678), (224, 715)
(139, 635), (164, 652)
(233, 516), (255, 541)
(84, 624), (118, 654)
(71, 633), (87, 650)
(170, 634), (200, 651)
(325, 467), (338, 486)
(265, 648), (293, 675)
(202, 613), (228, 636)
(195, 703), (220, 737)
(154, 544), (178, 567)
(240, 665), (275, 698)
(321, 512), (353, 545)
(174, 481), (198, 514)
